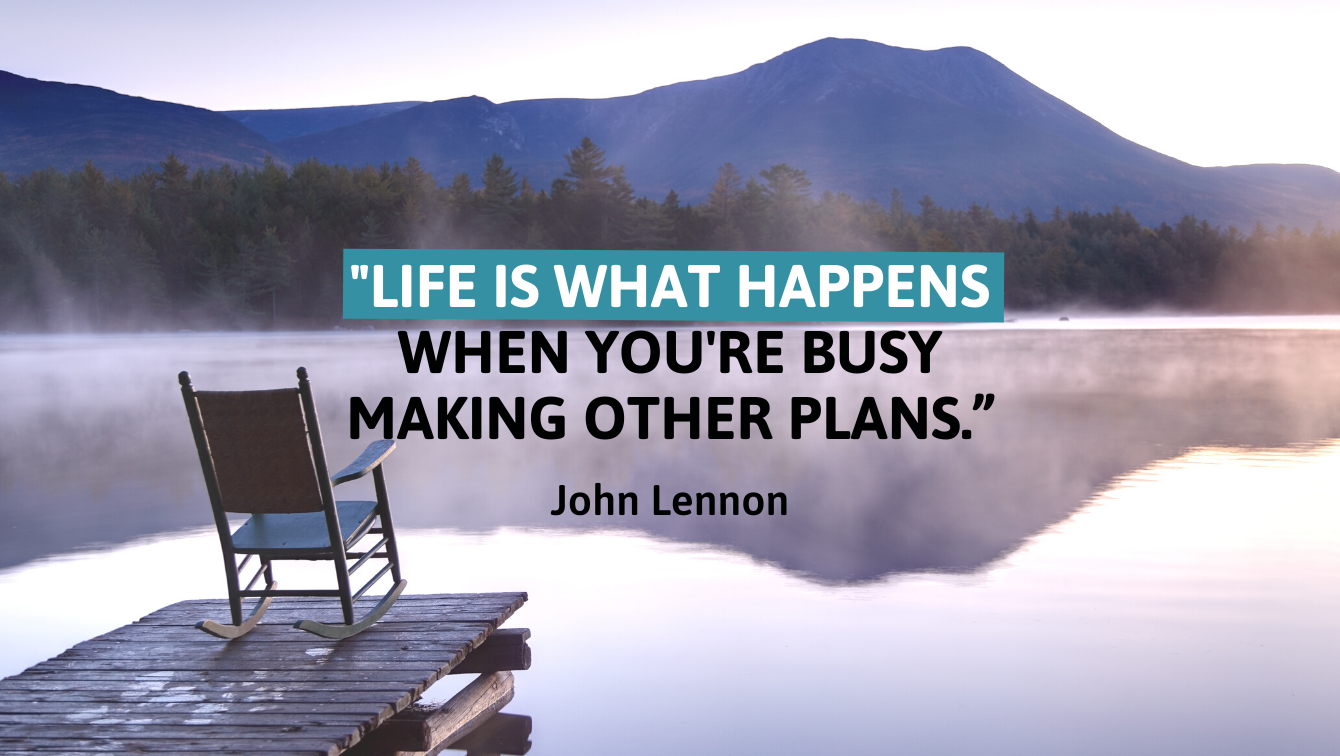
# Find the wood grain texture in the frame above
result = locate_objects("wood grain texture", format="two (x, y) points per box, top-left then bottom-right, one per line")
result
(449, 629), (532, 675)
(438, 712), (532, 756)
(350, 672), (514, 753)
(330, 440), (396, 486)
(0, 592), (526, 755)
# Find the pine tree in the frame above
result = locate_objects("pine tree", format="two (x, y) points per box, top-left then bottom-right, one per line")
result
(357, 212), (394, 247)
(480, 154), (519, 241)
(759, 164), (811, 249)
(481, 154), (518, 204)
(707, 163), (742, 223)
(552, 138), (633, 248)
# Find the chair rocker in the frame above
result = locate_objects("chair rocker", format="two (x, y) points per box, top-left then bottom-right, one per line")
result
(179, 367), (407, 640)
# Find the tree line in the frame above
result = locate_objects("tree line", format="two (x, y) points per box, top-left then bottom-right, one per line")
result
(1, 137), (1337, 330)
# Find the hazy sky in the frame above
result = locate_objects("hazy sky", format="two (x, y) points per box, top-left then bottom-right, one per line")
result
(3, 0), (1337, 172)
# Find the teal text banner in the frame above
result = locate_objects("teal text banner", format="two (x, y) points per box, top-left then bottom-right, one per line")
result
(342, 250), (1004, 322)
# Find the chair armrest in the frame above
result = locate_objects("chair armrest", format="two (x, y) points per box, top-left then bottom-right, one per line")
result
(331, 439), (396, 485)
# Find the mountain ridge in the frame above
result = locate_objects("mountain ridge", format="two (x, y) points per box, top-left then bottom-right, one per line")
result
(3, 38), (1338, 231)
(225, 101), (424, 142)
(0, 70), (282, 176)
(272, 38), (1340, 229)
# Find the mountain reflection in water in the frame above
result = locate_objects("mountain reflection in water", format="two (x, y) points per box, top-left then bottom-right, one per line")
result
(1, 324), (1338, 581)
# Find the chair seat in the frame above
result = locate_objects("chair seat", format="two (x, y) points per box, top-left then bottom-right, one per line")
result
(231, 501), (379, 554)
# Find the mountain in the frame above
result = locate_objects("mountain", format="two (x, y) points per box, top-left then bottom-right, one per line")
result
(274, 96), (533, 182)
(275, 38), (1340, 230)
(225, 101), (423, 142)
(5, 40), (1340, 230)
(0, 71), (282, 177)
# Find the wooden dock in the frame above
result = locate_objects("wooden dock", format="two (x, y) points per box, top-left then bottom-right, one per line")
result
(0, 593), (531, 756)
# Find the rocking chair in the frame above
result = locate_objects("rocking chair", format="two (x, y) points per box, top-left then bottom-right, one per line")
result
(179, 367), (407, 639)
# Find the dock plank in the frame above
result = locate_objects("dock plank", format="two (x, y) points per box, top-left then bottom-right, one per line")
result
(0, 740), (338, 754)
(0, 592), (525, 755)
(0, 702), (392, 716)
(0, 690), (414, 706)
(85, 627), (495, 643)
(351, 671), (514, 754)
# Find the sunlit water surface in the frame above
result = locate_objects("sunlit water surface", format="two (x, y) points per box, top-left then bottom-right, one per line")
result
(1, 319), (1338, 755)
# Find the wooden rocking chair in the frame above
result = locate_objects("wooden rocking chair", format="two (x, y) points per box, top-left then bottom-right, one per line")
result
(179, 367), (407, 639)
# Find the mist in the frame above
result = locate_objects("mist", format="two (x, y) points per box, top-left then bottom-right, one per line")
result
(3, 325), (1338, 582)
(3, 153), (1340, 335)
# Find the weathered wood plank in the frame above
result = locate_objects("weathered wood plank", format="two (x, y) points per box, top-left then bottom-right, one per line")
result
(136, 617), (516, 633)
(142, 600), (519, 612)
(454, 628), (528, 646)
(52, 649), (480, 665)
(65, 634), (487, 650)
(8, 670), (445, 684)
(156, 593), (523, 606)
(0, 724), (358, 739)
(0, 690), (412, 706)
(146, 598), (522, 615)
(0, 701), (393, 716)
(449, 632), (531, 676)
(95, 618), (498, 633)
(47, 629), (527, 669)
(29, 660), (467, 673)
(0, 737), (340, 754)
(0, 592), (527, 756)
(143, 602), (521, 616)
(0, 712), (376, 727)
(0, 676), (424, 692)
(136, 610), (516, 624)
(0, 751), (329, 756)
(130, 597), (508, 609)
(0, 751), (329, 755)
(0, 750), (330, 755)
(139, 594), (525, 623)
(352, 673), (514, 754)
(49, 648), (473, 664)
(87, 626), (496, 644)
(0, 739), (340, 750)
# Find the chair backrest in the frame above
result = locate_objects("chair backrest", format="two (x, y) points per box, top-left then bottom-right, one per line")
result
(181, 368), (339, 520)
(191, 388), (325, 514)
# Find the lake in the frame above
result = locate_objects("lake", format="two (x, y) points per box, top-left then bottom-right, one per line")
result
(1, 318), (1338, 754)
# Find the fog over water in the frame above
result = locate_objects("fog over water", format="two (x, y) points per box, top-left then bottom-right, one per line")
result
(2, 321), (1338, 579)
(2, 320), (1340, 755)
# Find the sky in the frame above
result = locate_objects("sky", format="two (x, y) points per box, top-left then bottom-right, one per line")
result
(3, 0), (1338, 172)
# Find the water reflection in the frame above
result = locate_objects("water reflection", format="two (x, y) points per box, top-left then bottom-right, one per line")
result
(443, 712), (531, 755)
(2, 439), (1337, 754)
(1, 324), (1338, 582)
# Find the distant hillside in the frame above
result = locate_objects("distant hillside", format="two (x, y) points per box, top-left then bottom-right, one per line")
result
(276, 96), (537, 185)
(225, 101), (423, 142)
(5, 40), (1340, 231)
(276, 38), (1340, 230)
(0, 71), (282, 176)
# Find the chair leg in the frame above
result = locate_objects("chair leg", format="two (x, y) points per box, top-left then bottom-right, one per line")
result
(293, 578), (407, 639)
(199, 554), (278, 639)
(330, 539), (356, 626)
(223, 551), (244, 626)
(197, 581), (278, 639)
(373, 467), (404, 583)
(293, 469), (408, 639)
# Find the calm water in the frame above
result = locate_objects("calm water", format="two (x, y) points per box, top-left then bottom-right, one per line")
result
(1, 319), (1338, 754)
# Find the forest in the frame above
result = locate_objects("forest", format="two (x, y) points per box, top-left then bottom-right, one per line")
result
(1, 137), (1338, 331)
